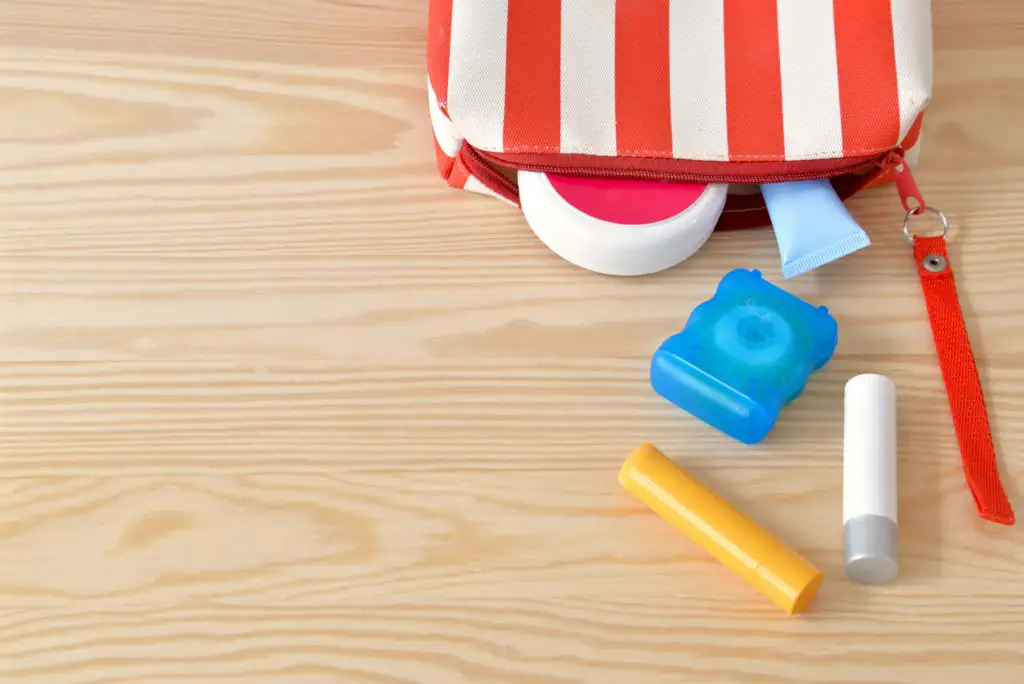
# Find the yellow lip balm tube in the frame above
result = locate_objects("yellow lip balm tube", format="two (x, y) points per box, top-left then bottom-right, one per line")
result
(619, 443), (823, 614)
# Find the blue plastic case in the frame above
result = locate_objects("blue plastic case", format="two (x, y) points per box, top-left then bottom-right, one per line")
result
(651, 269), (838, 444)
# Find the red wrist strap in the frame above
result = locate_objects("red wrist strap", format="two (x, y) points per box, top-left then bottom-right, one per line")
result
(914, 236), (1015, 525)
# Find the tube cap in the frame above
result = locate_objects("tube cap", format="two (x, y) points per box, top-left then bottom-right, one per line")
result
(844, 514), (898, 584)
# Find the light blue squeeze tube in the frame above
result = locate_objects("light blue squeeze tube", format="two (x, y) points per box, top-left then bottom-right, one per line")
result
(761, 179), (871, 279)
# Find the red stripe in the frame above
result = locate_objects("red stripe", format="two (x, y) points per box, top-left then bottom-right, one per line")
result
(834, 0), (901, 155)
(723, 0), (784, 161)
(901, 113), (924, 151)
(448, 155), (472, 189)
(615, 3), (672, 157)
(427, 0), (454, 110)
(433, 136), (455, 180)
(503, 0), (561, 152)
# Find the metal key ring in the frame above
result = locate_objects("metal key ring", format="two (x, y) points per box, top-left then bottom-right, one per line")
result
(902, 205), (949, 244)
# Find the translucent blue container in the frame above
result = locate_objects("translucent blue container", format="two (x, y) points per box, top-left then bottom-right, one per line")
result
(651, 269), (838, 444)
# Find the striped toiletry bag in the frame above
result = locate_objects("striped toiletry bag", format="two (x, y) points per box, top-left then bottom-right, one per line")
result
(427, 0), (933, 265)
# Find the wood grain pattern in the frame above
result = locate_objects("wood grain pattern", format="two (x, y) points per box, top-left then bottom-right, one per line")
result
(2, 1), (1024, 682)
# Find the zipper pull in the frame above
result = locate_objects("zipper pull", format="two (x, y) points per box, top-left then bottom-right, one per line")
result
(902, 188), (1016, 525)
(883, 150), (927, 215)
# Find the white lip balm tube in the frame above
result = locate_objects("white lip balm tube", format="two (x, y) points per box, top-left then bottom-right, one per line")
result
(844, 374), (899, 584)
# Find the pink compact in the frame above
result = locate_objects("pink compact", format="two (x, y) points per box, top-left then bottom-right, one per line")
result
(518, 172), (727, 276)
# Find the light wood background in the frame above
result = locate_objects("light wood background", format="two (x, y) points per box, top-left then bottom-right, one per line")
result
(2, 1), (1023, 682)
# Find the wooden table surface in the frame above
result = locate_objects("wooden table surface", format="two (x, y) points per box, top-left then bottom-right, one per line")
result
(3, 1), (1023, 682)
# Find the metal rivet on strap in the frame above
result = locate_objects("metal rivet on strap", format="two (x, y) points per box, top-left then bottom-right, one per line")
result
(922, 254), (948, 273)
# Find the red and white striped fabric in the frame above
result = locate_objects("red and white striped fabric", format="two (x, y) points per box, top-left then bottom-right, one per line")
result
(429, 80), (510, 201)
(428, 0), (931, 164)
(430, 77), (516, 202)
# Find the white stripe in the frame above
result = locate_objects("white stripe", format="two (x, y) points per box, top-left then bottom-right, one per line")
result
(428, 77), (462, 158)
(669, 0), (728, 161)
(560, 0), (617, 156)
(447, 0), (509, 152)
(462, 174), (501, 200)
(891, 0), (933, 141)
(463, 175), (499, 197)
(464, 175), (515, 205)
(777, 0), (843, 160)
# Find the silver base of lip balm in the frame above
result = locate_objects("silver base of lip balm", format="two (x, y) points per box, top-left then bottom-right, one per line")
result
(844, 514), (898, 585)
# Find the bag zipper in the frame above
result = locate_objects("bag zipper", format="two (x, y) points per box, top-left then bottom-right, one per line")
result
(461, 144), (911, 225)
(462, 145), (520, 201)
(882, 148), (926, 214)
(476, 148), (887, 185)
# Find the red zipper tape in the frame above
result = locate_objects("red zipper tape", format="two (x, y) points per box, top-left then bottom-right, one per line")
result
(479, 148), (883, 185)
(460, 146), (520, 205)
(914, 235), (1015, 525)
(467, 145), (892, 229)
